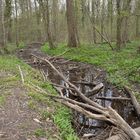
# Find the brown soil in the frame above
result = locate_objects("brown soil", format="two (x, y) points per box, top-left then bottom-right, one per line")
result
(0, 71), (60, 140)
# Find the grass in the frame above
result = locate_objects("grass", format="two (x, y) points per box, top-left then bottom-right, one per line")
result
(53, 106), (78, 140)
(42, 41), (140, 87)
(0, 95), (5, 106)
(0, 42), (25, 54)
(34, 128), (46, 137)
(0, 55), (78, 140)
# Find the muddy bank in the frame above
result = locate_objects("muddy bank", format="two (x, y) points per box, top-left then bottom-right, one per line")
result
(17, 43), (140, 139)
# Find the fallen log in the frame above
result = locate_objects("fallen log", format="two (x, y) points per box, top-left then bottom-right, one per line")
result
(106, 133), (129, 140)
(106, 127), (140, 140)
(124, 86), (140, 117)
(51, 82), (75, 91)
(96, 96), (131, 101)
(87, 83), (104, 96)
(73, 81), (97, 86)
(108, 107), (140, 140)
(48, 50), (70, 61)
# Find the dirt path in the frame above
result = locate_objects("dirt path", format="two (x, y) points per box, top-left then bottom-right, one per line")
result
(0, 63), (60, 139)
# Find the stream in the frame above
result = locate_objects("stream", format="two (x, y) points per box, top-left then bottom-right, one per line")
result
(17, 43), (140, 139)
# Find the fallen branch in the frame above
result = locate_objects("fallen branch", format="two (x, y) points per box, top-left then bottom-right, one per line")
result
(108, 107), (140, 140)
(106, 127), (140, 140)
(48, 49), (70, 61)
(73, 81), (97, 86)
(56, 59), (73, 64)
(87, 83), (104, 97)
(51, 82), (75, 91)
(18, 65), (24, 84)
(96, 96), (131, 101)
(124, 86), (140, 117)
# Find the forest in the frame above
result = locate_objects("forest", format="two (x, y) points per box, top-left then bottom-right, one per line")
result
(0, 0), (140, 140)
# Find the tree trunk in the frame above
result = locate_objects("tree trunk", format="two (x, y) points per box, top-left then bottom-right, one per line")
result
(81, 0), (86, 28)
(46, 0), (55, 49)
(135, 0), (140, 38)
(4, 0), (12, 42)
(122, 0), (131, 45)
(101, 0), (105, 43)
(91, 0), (97, 44)
(52, 0), (58, 43)
(38, 0), (55, 48)
(0, 0), (6, 47)
(108, 0), (113, 42)
(116, 0), (122, 50)
(14, 0), (19, 47)
(66, 0), (80, 48)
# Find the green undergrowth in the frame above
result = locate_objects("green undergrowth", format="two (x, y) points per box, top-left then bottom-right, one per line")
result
(42, 41), (140, 87)
(0, 42), (25, 54)
(53, 106), (78, 140)
(0, 55), (78, 140)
